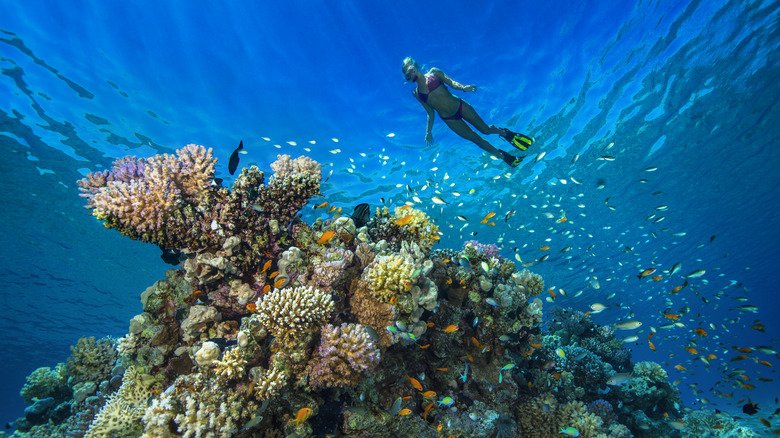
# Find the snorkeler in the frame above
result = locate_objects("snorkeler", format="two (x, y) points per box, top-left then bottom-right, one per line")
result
(402, 57), (533, 167)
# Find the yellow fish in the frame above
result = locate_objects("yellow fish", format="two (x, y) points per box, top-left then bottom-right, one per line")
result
(273, 278), (286, 288)
(480, 212), (496, 223)
(442, 325), (459, 333)
(317, 230), (336, 245)
(398, 408), (412, 416)
(395, 214), (415, 226)
(261, 259), (272, 273)
(293, 407), (312, 425)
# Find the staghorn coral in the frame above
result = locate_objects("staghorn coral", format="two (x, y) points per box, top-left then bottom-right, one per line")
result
(85, 366), (160, 438)
(306, 323), (381, 388)
(65, 336), (118, 388)
(254, 285), (334, 341)
(362, 254), (415, 303)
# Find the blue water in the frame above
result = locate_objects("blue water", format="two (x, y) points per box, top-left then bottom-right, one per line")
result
(1, 0), (778, 433)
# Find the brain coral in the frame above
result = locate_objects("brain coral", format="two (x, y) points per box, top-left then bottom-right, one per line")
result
(254, 285), (334, 341)
(363, 254), (416, 303)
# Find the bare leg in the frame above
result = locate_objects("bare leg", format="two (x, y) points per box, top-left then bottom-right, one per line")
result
(460, 101), (505, 135)
(444, 119), (503, 157)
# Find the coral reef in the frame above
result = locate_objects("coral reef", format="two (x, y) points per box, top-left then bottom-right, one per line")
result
(306, 323), (381, 388)
(85, 366), (160, 438)
(254, 285), (334, 341)
(12, 146), (740, 438)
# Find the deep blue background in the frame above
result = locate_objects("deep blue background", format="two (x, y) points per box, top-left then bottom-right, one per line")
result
(1, 0), (778, 430)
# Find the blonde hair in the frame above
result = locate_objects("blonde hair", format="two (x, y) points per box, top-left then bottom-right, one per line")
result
(402, 57), (421, 79)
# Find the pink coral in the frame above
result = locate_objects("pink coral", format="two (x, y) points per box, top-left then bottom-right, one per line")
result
(307, 323), (380, 388)
(79, 144), (216, 233)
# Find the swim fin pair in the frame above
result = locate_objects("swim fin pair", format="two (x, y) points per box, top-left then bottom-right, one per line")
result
(501, 129), (533, 151)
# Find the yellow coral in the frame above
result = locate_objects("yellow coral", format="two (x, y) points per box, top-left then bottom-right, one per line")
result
(392, 207), (440, 251)
(634, 360), (668, 383)
(255, 285), (334, 340)
(85, 366), (160, 438)
(212, 347), (246, 380)
(363, 254), (415, 303)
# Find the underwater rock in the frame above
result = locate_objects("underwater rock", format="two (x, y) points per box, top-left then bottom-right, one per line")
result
(194, 341), (221, 367)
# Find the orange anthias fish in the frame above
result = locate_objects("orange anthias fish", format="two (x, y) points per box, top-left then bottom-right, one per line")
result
(395, 214), (415, 226)
(674, 365), (687, 371)
(261, 260), (273, 273)
(648, 340), (657, 351)
(422, 390), (437, 398)
(423, 402), (434, 421)
(685, 347), (698, 355)
(480, 212), (496, 224)
(637, 268), (656, 279)
(317, 230), (336, 245)
(539, 246), (550, 251)
(442, 325), (459, 333)
(327, 205), (338, 213)
(556, 216), (567, 223)
(652, 276), (663, 281)
(269, 271), (279, 279)
(398, 408), (412, 416)
(670, 285), (684, 295)
(664, 313), (680, 320)
(262, 284), (271, 294)
(406, 375), (423, 391)
(273, 278), (286, 288)
(314, 201), (329, 209)
(246, 303), (258, 313)
(693, 328), (708, 336)
(548, 288), (557, 299)
(293, 407), (313, 425)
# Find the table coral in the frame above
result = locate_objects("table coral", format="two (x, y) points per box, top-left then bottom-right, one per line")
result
(306, 323), (380, 388)
(254, 285), (334, 341)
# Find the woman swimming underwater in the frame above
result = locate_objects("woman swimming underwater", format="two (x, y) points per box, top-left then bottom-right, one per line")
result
(402, 57), (532, 167)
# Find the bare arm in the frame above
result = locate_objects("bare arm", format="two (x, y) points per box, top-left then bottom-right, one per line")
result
(414, 90), (436, 145)
(431, 68), (477, 92)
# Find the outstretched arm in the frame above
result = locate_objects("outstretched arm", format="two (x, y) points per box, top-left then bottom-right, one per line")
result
(431, 68), (477, 92)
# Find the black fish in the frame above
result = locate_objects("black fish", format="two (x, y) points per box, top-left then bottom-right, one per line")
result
(160, 247), (181, 266)
(228, 141), (243, 175)
(351, 203), (370, 227)
(742, 402), (758, 415)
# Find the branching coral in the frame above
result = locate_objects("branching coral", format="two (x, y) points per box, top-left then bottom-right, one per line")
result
(66, 336), (118, 387)
(306, 323), (381, 388)
(253, 363), (288, 401)
(254, 285), (334, 341)
(80, 144), (216, 235)
(141, 372), (257, 438)
(20, 364), (69, 404)
(212, 347), (246, 381)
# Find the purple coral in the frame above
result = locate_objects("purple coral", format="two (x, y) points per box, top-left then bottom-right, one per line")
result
(464, 240), (503, 260)
(307, 323), (380, 388)
(78, 144), (216, 233)
(587, 399), (617, 426)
